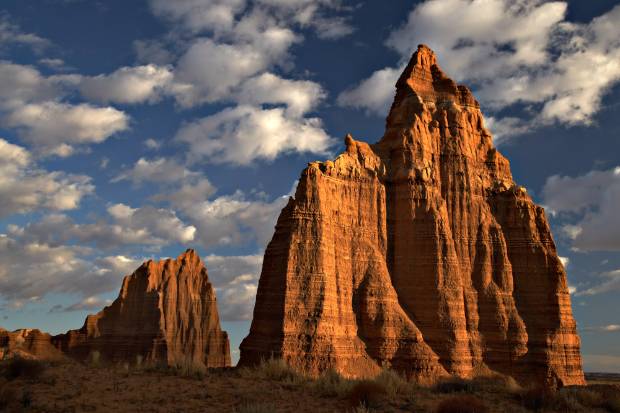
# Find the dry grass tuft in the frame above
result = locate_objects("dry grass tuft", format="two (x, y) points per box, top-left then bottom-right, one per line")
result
(351, 405), (372, 413)
(233, 401), (277, 413)
(88, 350), (101, 367)
(586, 385), (620, 413)
(469, 373), (522, 395)
(239, 358), (304, 384)
(0, 383), (17, 410)
(20, 387), (32, 409)
(605, 394), (620, 413)
(501, 376), (523, 395)
(347, 380), (387, 408)
(171, 358), (207, 379)
(310, 369), (355, 398)
(435, 394), (489, 413)
(434, 377), (476, 394)
(517, 385), (620, 412)
(518, 386), (556, 411)
(374, 368), (409, 398)
(558, 386), (604, 410)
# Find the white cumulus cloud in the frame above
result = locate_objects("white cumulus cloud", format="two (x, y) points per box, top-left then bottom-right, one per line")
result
(0, 235), (138, 303)
(5, 102), (129, 157)
(337, 66), (402, 115)
(0, 14), (50, 51)
(10, 205), (196, 250)
(150, 0), (247, 34)
(0, 138), (93, 218)
(205, 254), (263, 321)
(236, 72), (326, 116)
(574, 269), (620, 297)
(76, 64), (174, 104)
(542, 166), (620, 251)
(338, 1), (620, 141)
(113, 157), (200, 185)
(177, 105), (333, 165)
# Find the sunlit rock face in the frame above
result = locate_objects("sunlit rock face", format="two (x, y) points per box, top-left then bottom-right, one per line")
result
(0, 328), (65, 361)
(240, 45), (585, 387)
(54, 249), (231, 369)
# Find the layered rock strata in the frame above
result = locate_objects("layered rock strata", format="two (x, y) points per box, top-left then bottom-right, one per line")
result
(0, 328), (64, 360)
(240, 45), (584, 386)
(54, 249), (231, 368)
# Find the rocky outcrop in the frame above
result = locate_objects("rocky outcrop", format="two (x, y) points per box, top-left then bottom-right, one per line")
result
(240, 45), (584, 386)
(54, 249), (231, 368)
(0, 328), (64, 360)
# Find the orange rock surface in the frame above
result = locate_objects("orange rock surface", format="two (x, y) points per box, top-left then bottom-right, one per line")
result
(0, 328), (64, 360)
(240, 45), (585, 386)
(54, 249), (231, 368)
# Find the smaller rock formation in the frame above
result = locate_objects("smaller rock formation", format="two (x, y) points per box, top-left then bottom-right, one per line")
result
(54, 249), (231, 368)
(0, 328), (64, 360)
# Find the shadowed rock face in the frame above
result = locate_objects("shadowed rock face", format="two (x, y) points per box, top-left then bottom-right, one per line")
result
(240, 45), (584, 386)
(54, 249), (231, 368)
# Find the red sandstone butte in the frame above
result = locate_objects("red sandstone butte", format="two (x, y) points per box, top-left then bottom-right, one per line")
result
(240, 45), (585, 386)
(54, 249), (231, 368)
(0, 328), (64, 360)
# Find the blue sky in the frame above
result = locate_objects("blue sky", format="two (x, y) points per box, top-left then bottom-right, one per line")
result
(0, 0), (619, 371)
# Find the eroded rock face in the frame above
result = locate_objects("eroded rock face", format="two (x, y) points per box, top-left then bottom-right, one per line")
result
(0, 328), (64, 360)
(240, 45), (584, 386)
(54, 249), (231, 368)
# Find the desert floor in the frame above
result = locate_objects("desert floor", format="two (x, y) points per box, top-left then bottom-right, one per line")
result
(1, 358), (619, 413)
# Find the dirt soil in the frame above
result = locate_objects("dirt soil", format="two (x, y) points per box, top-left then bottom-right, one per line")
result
(1, 360), (619, 413)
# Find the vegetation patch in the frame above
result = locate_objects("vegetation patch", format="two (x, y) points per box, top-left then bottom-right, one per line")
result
(347, 380), (388, 408)
(435, 394), (489, 413)
(239, 358), (305, 384)
(434, 377), (477, 394)
(310, 369), (355, 398)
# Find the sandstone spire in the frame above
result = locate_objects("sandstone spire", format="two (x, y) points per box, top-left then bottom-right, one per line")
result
(54, 249), (231, 368)
(240, 45), (584, 386)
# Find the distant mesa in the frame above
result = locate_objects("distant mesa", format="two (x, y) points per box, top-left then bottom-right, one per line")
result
(1, 249), (231, 369)
(239, 44), (585, 387)
(0, 328), (64, 361)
